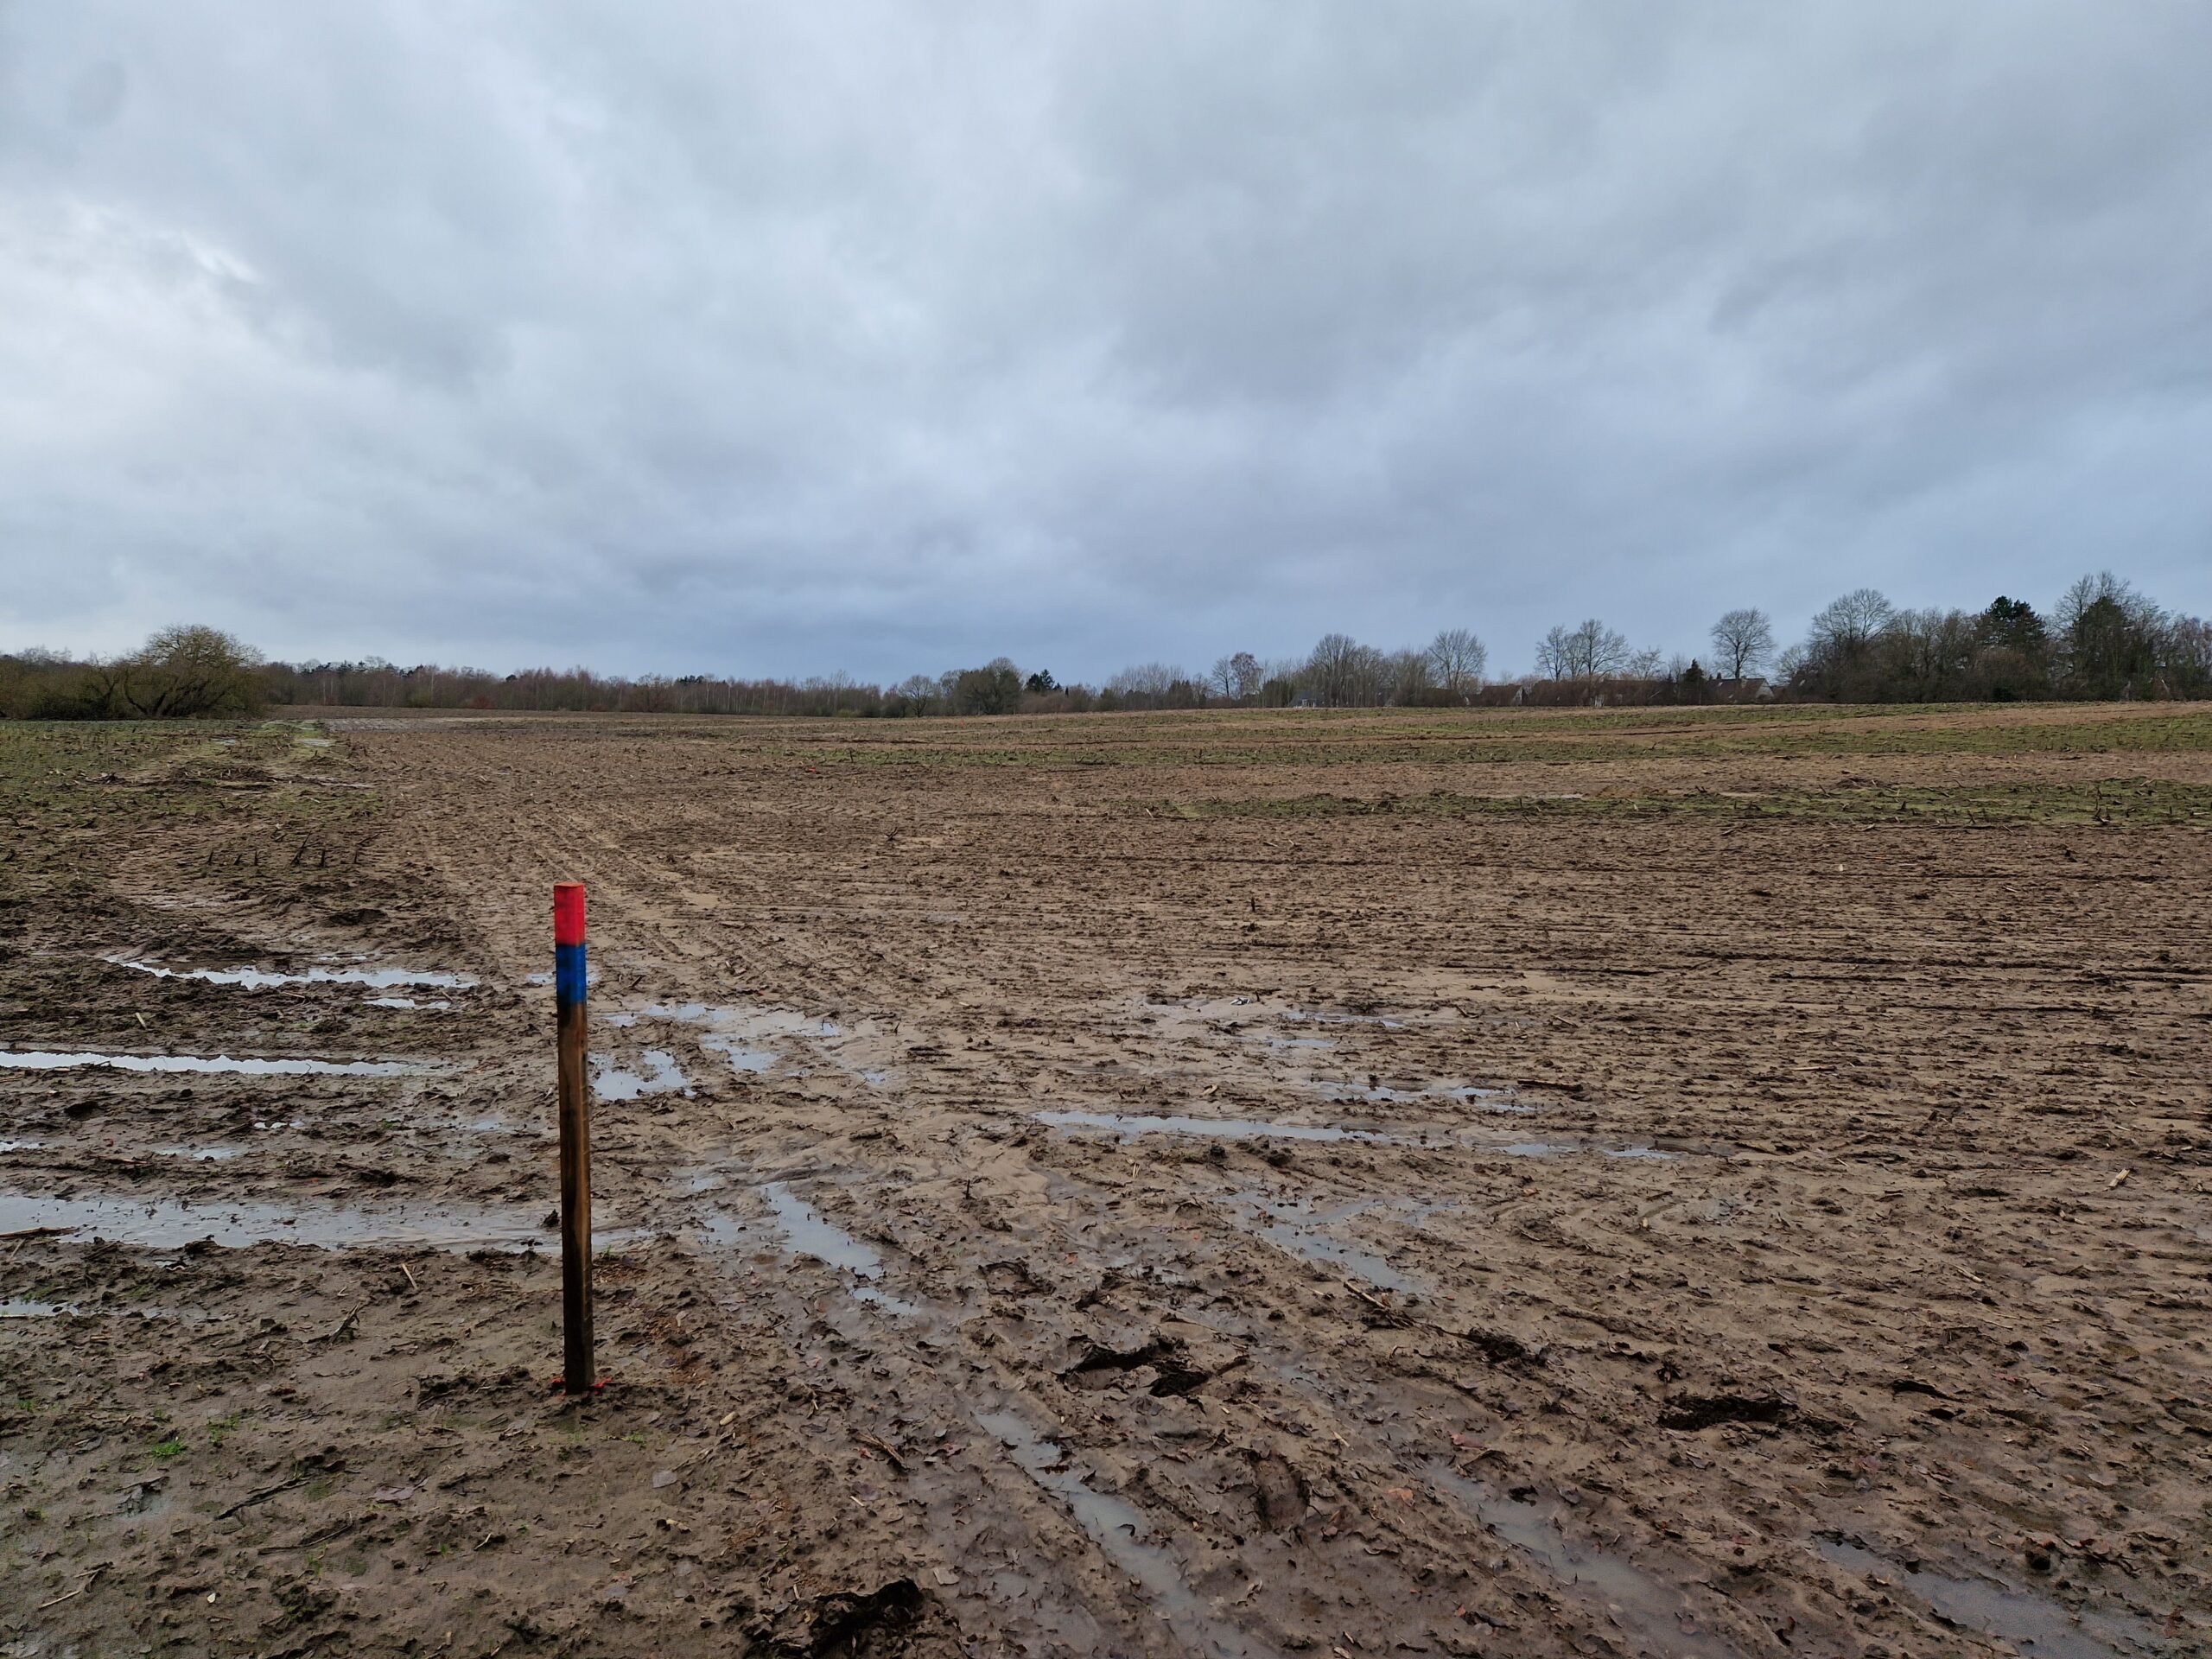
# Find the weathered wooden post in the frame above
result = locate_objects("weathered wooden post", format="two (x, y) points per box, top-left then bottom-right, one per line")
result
(553, 881), (594, 1393)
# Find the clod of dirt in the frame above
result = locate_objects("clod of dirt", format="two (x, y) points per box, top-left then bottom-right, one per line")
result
(981, 1258), (1046, 1296)
(1145, 1352), (1216, 1397)
(340, 1160), (408, 1188)
(1658, 1391), (1793, 1431)
(748, 1578), (956, 1657)
(1341, 1281), (1540, 1366)
(1459, 1325), (1538, 1365)
(1890, 1376), (1952, 1401)
(1245, 1449), (1309, 1531)
(118, 1475), (167, 1516)
(1063, 1333), (1219, 1397)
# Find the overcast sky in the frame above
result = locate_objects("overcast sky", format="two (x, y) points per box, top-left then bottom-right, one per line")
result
(3, 3), (2208, 683)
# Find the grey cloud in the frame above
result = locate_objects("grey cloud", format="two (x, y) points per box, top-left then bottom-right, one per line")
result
(2, 2), (2208, 682)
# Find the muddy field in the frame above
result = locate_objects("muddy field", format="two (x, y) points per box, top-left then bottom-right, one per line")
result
(2, 702), (2208, 1659)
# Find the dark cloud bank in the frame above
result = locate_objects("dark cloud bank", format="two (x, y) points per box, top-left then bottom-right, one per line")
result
(3, 3), (2208, 683)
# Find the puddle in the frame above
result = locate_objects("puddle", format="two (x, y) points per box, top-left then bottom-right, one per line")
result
(757, 1183), (925, 1317)
(0, 1051), (436, 1077)
(976, 1408), (1268, 1659)
(297, 736), (334, 749)
(608, 1001), (840, 1039)
(848, 1285), (920, 1316)
(702, 1036), (779, 1074)
(1281, 1008), (1405, 1029)
(760, 1182), (880, 1275)
(0, 1191), (582, 1253)
(1035, 1110), (1393, 1145)
(1319, 1082), (1533, 1115)
(696, 1183), (928, 1318)
(153, 1146), (247, 1161)
(602, 1000), (891, 1087)
(1218, 1192), (1438, 1295)
(107, 957), (476, 991)
(365, 996), (452, 1011)
(0, 1298), (212, 1323)
(0, 1140), (44, 1154)
(593, 1048), (690, 1101)
(1815, 1537), (2158, 1659)
(1427, 1460), (1728, 1657)
(598, 1001), (842, 1076)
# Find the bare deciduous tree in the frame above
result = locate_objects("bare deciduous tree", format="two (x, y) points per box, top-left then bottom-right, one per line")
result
(1305, 632), (1367, 706)
(1384, 648), (1433, 705)
(1579, 620), (1630, 677)
(1424, 627), (1487, 696)
(1535, 627), (1573, 679)
(1229, 650), (1263, 702)
(1707, 608), (1774, 680)
(2054, 570), (2143, 634)
(1108, 662), (1195, 700)
(1882, 607), (1980, 699)
(1807, 588), (1894, 655)
(1535, 619), (1630, 679)
(2054, 571), (2164, 696)
(105, 625), (264, 718)
(949, 658), (1023, 715)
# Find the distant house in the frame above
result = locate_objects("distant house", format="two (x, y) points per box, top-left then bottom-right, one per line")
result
(1712, 676), (1773, 702)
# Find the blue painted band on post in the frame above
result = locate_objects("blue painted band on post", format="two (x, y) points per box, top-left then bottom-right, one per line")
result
(556, 941), (588, 1007)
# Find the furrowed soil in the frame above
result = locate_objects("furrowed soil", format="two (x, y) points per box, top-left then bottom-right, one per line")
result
(2, 703), (2208, 1659)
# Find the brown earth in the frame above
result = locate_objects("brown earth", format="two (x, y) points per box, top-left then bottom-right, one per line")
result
(1, 704), (2208, 1658)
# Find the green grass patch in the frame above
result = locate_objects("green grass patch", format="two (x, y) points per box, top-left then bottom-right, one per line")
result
(753, 704), (2212, 772)
(1154, 779), (2212, 827)
(0, 718), (375, 907)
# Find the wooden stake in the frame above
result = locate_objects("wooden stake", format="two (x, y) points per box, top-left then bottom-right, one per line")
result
(554, 881), (594, 1394)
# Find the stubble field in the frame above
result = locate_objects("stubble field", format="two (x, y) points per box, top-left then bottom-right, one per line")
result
(1, 702), (2208, 1658)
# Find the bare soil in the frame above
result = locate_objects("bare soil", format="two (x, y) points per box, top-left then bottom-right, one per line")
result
(2, 704), (2207, 1658)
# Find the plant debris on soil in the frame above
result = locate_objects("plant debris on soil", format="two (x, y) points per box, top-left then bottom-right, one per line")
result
(1, 703), (2208, 1657)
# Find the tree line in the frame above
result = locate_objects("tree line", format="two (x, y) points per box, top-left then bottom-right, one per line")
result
(1770, 575), (2209, 702)
(1, 626), (270, 721)
(3, 571), (2204, 721)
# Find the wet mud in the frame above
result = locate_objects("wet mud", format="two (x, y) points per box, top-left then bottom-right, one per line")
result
(2, 705), (2209, 1657)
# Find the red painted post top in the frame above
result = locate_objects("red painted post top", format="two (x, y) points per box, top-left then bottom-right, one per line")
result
(553, 882), (587, 945)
